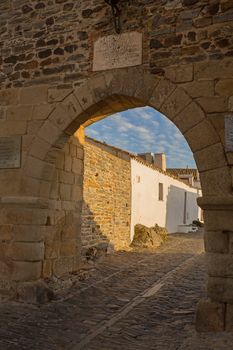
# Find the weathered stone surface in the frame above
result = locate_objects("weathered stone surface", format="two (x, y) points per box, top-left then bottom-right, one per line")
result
(173, 102), (205, 133)
(215, 79), (233, 96)
(208, 276), (233, 303)
(184, 119), (219, 152)
(17, 281), (54, 304)
(204, 231), (229, 254)
(11, 242), (44, 262)
(93, 32), (142, 71)
(196, 298), (225, 332)
(206, 252), (233, 277)
(81, 137), (131, 250)
(226, 303), (233, 331)
(160, 87), (191, 120)
(165, 64), (193, 83)
(12, 261), (42, 281)
(194, 143), (226, 172)
(199, 166), (232, 196)
(204, 210), (233, 232)
(130, 224), (167, 248)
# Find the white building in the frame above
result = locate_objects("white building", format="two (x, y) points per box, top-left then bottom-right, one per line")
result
(131, 154), (202, 240)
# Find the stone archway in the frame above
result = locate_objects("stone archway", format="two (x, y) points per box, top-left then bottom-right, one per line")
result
(0, 66), (233, 330)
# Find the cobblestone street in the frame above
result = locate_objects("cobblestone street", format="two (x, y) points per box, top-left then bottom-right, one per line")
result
(1, 232), (233, 350)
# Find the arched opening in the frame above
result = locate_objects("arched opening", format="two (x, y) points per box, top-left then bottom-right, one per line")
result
(19, 69), (231, 281)
(82, 106), (202, 251)
(1, 68), (232, 333)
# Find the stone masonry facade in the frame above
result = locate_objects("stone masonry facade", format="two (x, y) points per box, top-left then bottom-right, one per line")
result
(81, 137), (131, 251)
(0, 0), (233, 331)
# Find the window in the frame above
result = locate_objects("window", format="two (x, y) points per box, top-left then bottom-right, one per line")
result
(158, 183), (163, 201)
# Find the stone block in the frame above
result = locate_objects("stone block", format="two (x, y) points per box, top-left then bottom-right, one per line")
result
(149, 78), (176, 111)
(195, 298), (225, 332)
(53, 257), (74, 276)
(206, 252), (233, 277)
(229, 96), (233, 111)
(197, 96), (228, 113)
(7, 105), (33, 121)
(72, 185), (82, 201)
(1, 206), (51, 226)
(20, 177), (40, 196)
(62, 200), (77, 211)
(0, 89), (19, 106)
(194, 59), (233, 80)
(32, 104), (54, 120)
(184, 119), (219, 152)
(194, 142), (226, 172)
(45, 240), (60, 259)
(200, 166), (232, 196)
(42, 260), (52, 278)
(11, 242), (44, 262)
(13, 225), (45, 242)
(204, 231), (229, 254)
(29, 137), (51, 161)
(87, 74), (107, 103)
(72, 158), (83, 174)
(228, 233), (233, 254)
(0, 120), (27, 136)
(160, 87), (191, 120)
(208, 276), (233, 303)
(49, 94), (83, 131)
(165, 64), (193, 83)
(204, 210), (233, 232)
(12, 261), (42, 281)
(64, 154), (72, 172)
(0, 225), (13, 241)
(182, 80), (214, 98)
(215, 79), (233, 96)
(0, 107), (6, 122)
(20, 86), (48, 105)
(24, 156), (44, 179)
(48, 88), (72, 103)
(60, 183), (72, 201)
(59, 170), (74, 185)
(74, 82), (95, 111)
(60, 241), (77, 257)
(134, 73), (160, 104)
(55, 153), (65, 170)
(226, 303), (233, 331)
(38, 120), (61, 145)
(17, 281), (54, 304)
(173, 102), (205, 134)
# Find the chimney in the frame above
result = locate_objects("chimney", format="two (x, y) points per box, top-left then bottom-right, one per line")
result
(153, 153), (166, 172)
(138, 152), (154, 164)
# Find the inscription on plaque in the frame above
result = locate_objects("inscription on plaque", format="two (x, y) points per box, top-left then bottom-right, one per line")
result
(225, 115), (233, 152)
(93, 32), (142, 71)
(0, 136), (21, 169)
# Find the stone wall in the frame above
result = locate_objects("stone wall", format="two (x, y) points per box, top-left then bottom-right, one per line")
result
(1, 1), (233, 89)
(42, 132), (84, 278)
(81, 137), (131, 250)
(1, 0), (233, 330)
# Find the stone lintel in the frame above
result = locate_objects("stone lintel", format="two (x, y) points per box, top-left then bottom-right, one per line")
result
(197, 196), (233, 210)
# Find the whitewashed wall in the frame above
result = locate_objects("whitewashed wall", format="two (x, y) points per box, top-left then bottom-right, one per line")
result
(130, 159), (202, 240)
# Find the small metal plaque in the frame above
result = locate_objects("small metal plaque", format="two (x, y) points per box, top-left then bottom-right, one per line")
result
(0, 136), (21, 169)
(93, 32), (142, 71)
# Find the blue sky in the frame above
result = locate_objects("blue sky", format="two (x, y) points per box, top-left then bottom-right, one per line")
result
(85, 107), (196, 169)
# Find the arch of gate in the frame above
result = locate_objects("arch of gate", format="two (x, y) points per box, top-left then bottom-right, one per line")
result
(1, 67), (233, 331)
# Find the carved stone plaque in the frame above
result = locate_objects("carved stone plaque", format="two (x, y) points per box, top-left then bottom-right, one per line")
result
(93, 32), (142, 71)
(0, 136), (21, 169)
(225, 115), (233, 152)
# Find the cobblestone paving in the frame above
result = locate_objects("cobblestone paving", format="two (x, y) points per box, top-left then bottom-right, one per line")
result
(1, 232), (233, 350)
